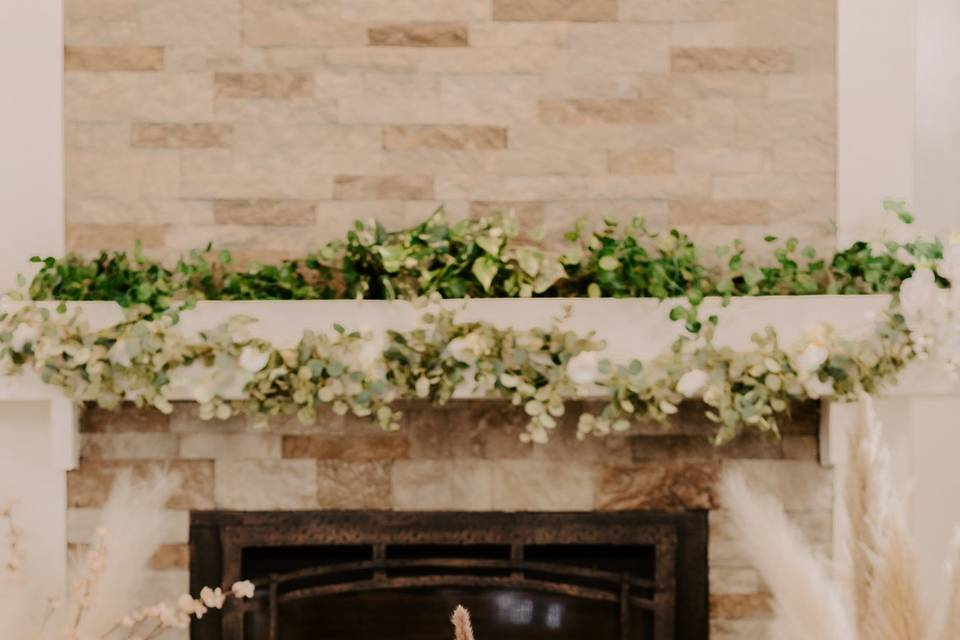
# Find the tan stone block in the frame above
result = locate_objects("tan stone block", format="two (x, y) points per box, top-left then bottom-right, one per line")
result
(81, 405), (171, 433)
(214, 460), (318, 509)
(149, 543), (189, 570)
(737, 0), (834, 48)
(65, 19), (139, 46)
(439, 76), (542, 122)
(335, 0), (491, 22)
(630, 434), (782, 460)
(436, 175), (588, 201)
(384, 125), (506, 151)
(234, 123), (382, 151)
(68, 460), (214, 509)
(782, 435), (819, 461)
(139, 0), (240, 46)
(369, 23), (468, 47)
(673, 148), (770, 173)
(65, 46), (164, 71)
(214, 97), (338, 123)
(469, 23), (569, 47)
(68, 507), (189, 544)
(620, 0), (738, 22)
(66, 149), (179, 200)
(282, 434), (411, 461)
(710, 508), (832, 568)
(180, 149), (337, 199)
(669, 200), (769, 225)
(163, 46), (266, 72)
(493, 0), (617, 22)
(595, 460), (720, 511)
(568, 24), (671, 73)
(767, 73), (835, 100)
(608, 150), (674, 174)
(66, 224), (166, 250)
(670, 73), (768, 98)
(66, 72), (214, 121)
(709, 568), (762, 595)
(671, 47), (795, 73)
(215, 72), (313, 98)
(325, 48), (421, 73)
(67, 199), (214, 225)
(402, 404), (534, 461)
(483, 150), (607, 176)
(164, 224), (321, 252)
(317, 461), (393, 509)
(392, 460), (494, 510)
(65, 123), (131, 149)
(491, 460), (595, 511)
(584, 174), (712, 199)
(180, 433), (283, 459)
(539, 99), (670, 124)
(213, 200), (317, 225)
(470, 200), (545, 220)
(131, 123), (232, 149)
(334, 175), (434, 200)
(719, 460), (832, 511)
(80, 433), (180, 460)
(712, 174), (835, 202)
(671, 22), (737, 46)
(774, 145), (836, 173)
(419, 46), (570, 74)
(710, 619), (772, 640)
(241, 0), (367, 47)
(710, 593), (774, 619)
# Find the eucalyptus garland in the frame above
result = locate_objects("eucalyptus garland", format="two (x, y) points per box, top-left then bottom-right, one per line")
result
(0, 296), (917, 445)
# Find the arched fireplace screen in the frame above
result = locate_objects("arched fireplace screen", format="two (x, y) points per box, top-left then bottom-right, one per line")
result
(190, 511), (707, 640)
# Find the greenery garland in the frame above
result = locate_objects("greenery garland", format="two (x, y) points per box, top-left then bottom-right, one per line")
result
(0, 297), (917, 445)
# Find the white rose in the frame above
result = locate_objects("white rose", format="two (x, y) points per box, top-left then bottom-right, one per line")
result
(566, 351), (600, 385)
(446, 332), (485, 364)
(803, 375), (835, 399)
(231, 580), (256, 599)
(9, 323), (39, 351)
(676, 369), (709, 398)
(794, 342), (829, 373)
(238, 346), (270, 372)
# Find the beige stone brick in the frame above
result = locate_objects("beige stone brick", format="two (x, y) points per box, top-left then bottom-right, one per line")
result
(437, 175), (588, 201)
(214, 97), (338, 123)
(596, 460), (720, 510)
(282, 434), (411, 461)
(383, 125), (507, 151)
(774, 145), (836, 173)
(709, 568), (762, 595)
(163, 46), (266, 72)
(145, 544), (189, 570)
(539, 99), (670, 124)
(65, 18), (139, 46)
(66, 223), (166, 250)
(66, 149), (179, 200)
(419, 46), (570, 74)
(215, 72), (313, 98)
(491, 460), (595, 510)
(710, 619), (772, 640)
(214, 460), (318, 509)
(81, 405), (171, 433)
(213, 199), (317, 225)
(66, 72), (214, 121)
(68, 460), (214, 509)
(469, 23), (569, 48)
(671, 22), (738, 46)
(670, 73), (768, 99)
(719, 460), (832, 511)
(568, 24), (671, 74)
(65, 122), (131, 149)
(67, 198), (214, 225)
(584, 174), (712, 199)
(325, 48), (421, 73)
(470, 200), (545, 220)
(767, 73), (835, 100)
(492, 0), (617, 22)
(712, 174), (835, 201)
(80, 433), (180, 460)
(608, 150), (674, 174)
(392, 460), (494, 510)
(180, 433), (283, 459)
(131, 123), (233, 149)
(65, 46), (164, 71)
(620, 0), (738, 22)
(317, 461), (393, 509)
(669, 200), (769, 225)
(710, 593), (774, 620)
(180, 149), (339, 199)
(671, 47), (795, 73)
(139, 0), (240, 46)
(782, 435), (819, 460)
(673, 148), (770, 173)
(164, 224), (322, 252)
(737, 0), (834, 48)
(241, 0), (367, 47)
(334, 175), (434, 200)
(337, 0), (491, 22)
(369, 23), (469, 47)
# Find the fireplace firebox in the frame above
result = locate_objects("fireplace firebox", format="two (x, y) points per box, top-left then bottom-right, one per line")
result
(190, 511), (707, 639)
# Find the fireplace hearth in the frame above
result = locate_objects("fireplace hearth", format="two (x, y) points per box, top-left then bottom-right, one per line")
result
(190, 511), (707, 640)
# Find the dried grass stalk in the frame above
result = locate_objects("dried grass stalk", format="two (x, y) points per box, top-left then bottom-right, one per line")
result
(451, 605), (475, 640)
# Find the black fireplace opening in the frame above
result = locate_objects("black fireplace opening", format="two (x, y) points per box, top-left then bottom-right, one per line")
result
(190, 511), (708, 640)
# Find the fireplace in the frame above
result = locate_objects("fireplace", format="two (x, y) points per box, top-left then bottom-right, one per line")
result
(190, 511), (708, 639)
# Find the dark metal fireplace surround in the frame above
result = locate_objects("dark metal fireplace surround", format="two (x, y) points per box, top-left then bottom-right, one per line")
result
(190, 511), (708, 640)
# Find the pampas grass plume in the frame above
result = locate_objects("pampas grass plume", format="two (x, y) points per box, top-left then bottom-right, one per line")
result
(451, 605), (476, 640)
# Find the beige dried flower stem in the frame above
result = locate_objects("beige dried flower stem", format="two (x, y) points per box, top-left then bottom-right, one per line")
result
(451, 605), (475, 640)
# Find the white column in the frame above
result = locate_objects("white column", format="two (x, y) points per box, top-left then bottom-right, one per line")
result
(0, 1), (64, 292)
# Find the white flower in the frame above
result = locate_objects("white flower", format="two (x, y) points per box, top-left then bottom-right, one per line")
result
(108, 340), (132, 367)
(900, 267), (940, 317)
(566, 351), (600, 385)
(676, 369), (709, 398)
(178, 594), (207, 619)
(9, 323), (39, 351)
(446, 332), (486, 365)
(231, 580), (256, 599)
(794, 342), (829, 373)
(803, 375), (835, 399)
(191, 381), (215, 404)
(200, 586), (226, 609)
(238, 346), (270, 372)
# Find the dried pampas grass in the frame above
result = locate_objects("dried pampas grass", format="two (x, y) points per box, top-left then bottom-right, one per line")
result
(720, 393), (958, 640)
(451, 605), (476, 640)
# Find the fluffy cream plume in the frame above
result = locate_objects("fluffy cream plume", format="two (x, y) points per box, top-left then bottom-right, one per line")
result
(938, 530), (960, 640)
(719, 472), (854, 640)
(74, 469), (180, 637)
(451, 605), (476, 640)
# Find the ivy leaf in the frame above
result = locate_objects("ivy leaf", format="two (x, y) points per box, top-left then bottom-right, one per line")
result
(472, 255), (499, 292)
(598, 255), (620, 271)
(515, 247), (543, 277)
(476, 235), (503, 257)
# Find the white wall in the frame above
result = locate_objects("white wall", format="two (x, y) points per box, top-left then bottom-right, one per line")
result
(0, 1), (64, 292)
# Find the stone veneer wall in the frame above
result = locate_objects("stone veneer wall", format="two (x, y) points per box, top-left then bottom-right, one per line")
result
(64, 0), (836, 261)
(66, 401), (832, 639)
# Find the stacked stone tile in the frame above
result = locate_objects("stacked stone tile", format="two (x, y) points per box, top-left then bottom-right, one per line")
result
(68, 401), (832, 639)
(64, 0), (836, 262)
